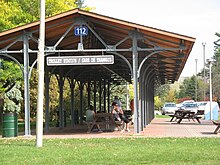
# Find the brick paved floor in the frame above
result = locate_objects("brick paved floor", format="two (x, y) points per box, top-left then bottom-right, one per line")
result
(19, 118), (220, 139)
(140, 118), (219, 138)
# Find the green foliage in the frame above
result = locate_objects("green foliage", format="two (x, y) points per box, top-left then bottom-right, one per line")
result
(214, 32), (220, 45)
(45, 0), (76, 16)
(196, 78), (205, 101)
(110, 83), (128, 110)
(212, 32), (220, 102)
(177, 76), (199, 100)
(155, 84), (170, 98)
(154, 84), (173, 106)
(48, 75), (60, 120)
(155, 115), (170, 118)
(0, 0), (93, 32)
(3, 83), (23, 113)
(154, 96), (163, 110)
(0, 1), (30, 31)
(165, 88), (177, 103)
(128, 84), (134, 100)
(0, 60), (22, 114)
(0, 59), (22, 94)
(177, 77), (207, 102)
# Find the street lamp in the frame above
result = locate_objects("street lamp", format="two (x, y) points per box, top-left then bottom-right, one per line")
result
(202, 42), (206, 101)
(207, 58), (216, 120)
(195, 59), (198, 102)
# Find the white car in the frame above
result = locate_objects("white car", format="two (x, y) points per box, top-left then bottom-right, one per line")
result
(182, 103), (198, 112)
(177, 100), (195, 110)
(162, 103), (178, 115)
(196, 101), (207, 111)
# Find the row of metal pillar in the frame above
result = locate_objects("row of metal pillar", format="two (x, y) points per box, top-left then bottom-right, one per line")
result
(135, 69), (155, 133)
(131, 32), (155, 134)
(44, 68), (114, 132)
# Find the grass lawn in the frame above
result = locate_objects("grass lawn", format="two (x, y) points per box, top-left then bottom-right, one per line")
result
(0, 137), (220, 164)
(155, 115), (170, 118)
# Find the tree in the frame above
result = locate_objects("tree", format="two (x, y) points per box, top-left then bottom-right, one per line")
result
(155, 84), (170, 101)
(154, 84), (172, 109)
(0, 1), (30, 31)
(3, 82), (23, 113)
(177, 76), (197, 100)
(211, 32), (220, 103)
(166, 88), (177, 103)
(0, 0), (93, 32)
(154, 96), (163, 110)
(0, 59), (22, 95)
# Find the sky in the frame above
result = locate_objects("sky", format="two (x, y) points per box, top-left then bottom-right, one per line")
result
(84, 0), (220, 78)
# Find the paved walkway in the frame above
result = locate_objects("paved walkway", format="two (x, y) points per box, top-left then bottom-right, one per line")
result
(37, 118), (220, 139)
(140, 118), (219, 138)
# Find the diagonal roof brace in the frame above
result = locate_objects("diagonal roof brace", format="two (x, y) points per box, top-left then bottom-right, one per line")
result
(0, 36), (22, 52)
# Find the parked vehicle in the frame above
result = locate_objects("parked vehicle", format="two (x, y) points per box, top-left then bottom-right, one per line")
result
(196, 101), (207, 111)
(162, 102), (178, 115)
(181, 102), (198, 112)
(177, 100), (195, 110)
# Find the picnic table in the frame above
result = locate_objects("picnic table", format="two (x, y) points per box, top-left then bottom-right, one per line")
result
(86, 113), (114, 133)
(169, 110), (202, 124)
(212, 120), (220, 134)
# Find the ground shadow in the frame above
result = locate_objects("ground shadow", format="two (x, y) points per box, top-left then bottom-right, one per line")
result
(201, 132), (218, 135)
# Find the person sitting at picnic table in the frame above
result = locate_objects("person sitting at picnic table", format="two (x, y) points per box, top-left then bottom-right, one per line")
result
(112, 96), (122, 109)
(86, 105), (102, 132)
(111, 102), (130, 132)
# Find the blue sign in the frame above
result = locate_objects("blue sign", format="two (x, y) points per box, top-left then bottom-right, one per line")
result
(74, 26), (88, 36)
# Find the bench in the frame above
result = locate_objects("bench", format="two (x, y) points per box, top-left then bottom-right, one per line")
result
(193, 110), (204, 124)
(212, 120), (220, 134)
(170, 110), (202, 124)
(170, 110), (192, 122)
(86, 113), (114, 133)
(86, 121), (112, 132)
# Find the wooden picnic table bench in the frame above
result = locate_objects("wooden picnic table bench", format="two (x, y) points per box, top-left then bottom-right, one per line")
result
(170, 110), (203, 124)
(86, 113), (114, 133)
(212, 120), (220, 134)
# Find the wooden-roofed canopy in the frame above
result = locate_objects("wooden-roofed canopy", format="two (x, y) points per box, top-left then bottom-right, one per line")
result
(0, 9), (195, 135)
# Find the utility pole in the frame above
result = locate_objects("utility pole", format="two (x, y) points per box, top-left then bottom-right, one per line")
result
(36, 0), (45, 147)
(202, 42), (206, 101)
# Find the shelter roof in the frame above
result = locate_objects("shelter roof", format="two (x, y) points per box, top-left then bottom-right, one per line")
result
(0, 9), (195, 84)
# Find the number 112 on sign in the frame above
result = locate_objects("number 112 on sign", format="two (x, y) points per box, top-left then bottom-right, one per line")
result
(74, 26), (88, 36)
